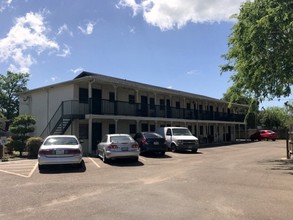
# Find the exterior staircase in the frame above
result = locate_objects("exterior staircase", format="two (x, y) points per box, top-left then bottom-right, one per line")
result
(40, 100), (88, 138)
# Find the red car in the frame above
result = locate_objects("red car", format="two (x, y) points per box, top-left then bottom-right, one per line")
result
(250, 130), (277, 141)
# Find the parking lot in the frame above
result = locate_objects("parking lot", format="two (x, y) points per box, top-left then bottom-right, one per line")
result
(1, 140), (293, 220)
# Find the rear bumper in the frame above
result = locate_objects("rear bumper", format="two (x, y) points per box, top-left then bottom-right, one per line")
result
(105, 150), (139, 159)
(140, 145), (167, 153)
(38, 155), (83, 165)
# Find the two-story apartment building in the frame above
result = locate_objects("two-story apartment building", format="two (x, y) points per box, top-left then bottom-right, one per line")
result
(19, 71), (247, 155)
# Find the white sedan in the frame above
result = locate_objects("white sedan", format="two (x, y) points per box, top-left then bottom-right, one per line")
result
(97, 134), (139, 163)
(38, 135), (83, 171)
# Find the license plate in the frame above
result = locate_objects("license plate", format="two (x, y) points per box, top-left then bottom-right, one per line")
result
(56, 149), (64, 155)
(153, 141), (159, 145)
(121, 147), (128, 151)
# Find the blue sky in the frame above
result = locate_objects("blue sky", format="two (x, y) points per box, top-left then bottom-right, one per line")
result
(0, 0), (287, 108)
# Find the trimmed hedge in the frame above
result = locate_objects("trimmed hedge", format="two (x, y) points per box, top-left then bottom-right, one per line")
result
(26, 137), (43, 159)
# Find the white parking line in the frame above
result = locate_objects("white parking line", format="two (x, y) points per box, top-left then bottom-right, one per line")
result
(0, 161), (38, 178)
(139, 157), (146, 162)
(88, 157), (101, 168)
(28, 162), (38, 177)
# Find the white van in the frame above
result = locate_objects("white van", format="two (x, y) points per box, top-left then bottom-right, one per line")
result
(155, 127), (199, 153)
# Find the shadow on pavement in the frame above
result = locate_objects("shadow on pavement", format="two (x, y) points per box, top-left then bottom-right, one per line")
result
(39, 160), (86, 174)
(262, 159), (293, 175)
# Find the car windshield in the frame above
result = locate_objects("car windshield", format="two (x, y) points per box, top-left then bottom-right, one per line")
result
(172, 128), (192, 136)
(143, 133), (162, 139)
(44, 137), (78, 145)
(110, 135), (132, 143)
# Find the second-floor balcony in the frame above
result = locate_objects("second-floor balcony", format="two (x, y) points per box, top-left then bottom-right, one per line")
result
(84, 98), (246, 122)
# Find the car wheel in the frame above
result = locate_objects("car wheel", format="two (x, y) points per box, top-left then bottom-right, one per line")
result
(171, 144), (177, 152)
(139, 148), (144, 156)
(191, 149), (198, 153)
(272, 139), (276, 141)
(79, 160), (84, 168)
(133, 157), (139, 162)
(102, 150), (108, 163)
(38, 164), (45, 173)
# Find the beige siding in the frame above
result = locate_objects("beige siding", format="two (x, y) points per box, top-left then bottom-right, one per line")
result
(19, 84), (75, 136)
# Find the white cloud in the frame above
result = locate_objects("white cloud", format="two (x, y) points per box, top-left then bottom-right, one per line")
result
(78, 21), (95, 35)
(71, 67), (83, 74)
(0, 12), (59, 72)
(118, 0), (246, 31)
(57, 44), (71, 57)
(44, 76), (59, 84)
(186, 69), (200, 75)
(0, 0), (13, 12)
(57, 24), (73, 36)
(129, 26), (136, 34)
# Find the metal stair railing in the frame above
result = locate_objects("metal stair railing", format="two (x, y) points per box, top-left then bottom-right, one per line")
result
(40, 100), (89, 138)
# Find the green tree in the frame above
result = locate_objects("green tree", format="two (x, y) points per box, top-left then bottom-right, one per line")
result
(222, 87), (258, 128)
(8, 115), (36, 157)
(221, 0), (293, 104)
(284, 100), (293, 126)
(258, 107), (288, 130)
(0, 112), (5, 128)
(0, 71), (30, 120)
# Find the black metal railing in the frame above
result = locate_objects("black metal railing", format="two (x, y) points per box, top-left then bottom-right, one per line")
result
(41, 98), (245, 138)
(40, 100), (89, 137)
(89, 98), (246, 122)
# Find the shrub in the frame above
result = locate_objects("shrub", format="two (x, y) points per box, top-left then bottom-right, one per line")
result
(6, 136), (26, 156)
(26, 137), (43, 159)
(5, 137), (14, 154)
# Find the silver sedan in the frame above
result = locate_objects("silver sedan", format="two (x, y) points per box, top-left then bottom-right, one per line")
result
(97, 134), (139, 163)
(38, 135), (83, 171)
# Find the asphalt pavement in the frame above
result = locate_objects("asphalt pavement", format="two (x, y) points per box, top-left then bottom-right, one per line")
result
(0, 140), (292, 220)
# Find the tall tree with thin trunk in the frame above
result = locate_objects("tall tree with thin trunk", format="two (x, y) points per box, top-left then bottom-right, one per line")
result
(221, 0), (293, 104)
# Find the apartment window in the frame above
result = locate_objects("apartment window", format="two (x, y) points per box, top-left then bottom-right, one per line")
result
(109, 124), (115, 134)
(176, 101), (180, 109)
(200, 126), (204, 135)
(129, 124), (137, 134)
(210, 126), (214, 135)
(186, 103), (191, 109)
(141, 123), (148, 132)
(79, 124), (88, 139)
(79, 88), (88, 103)
(109, 92), (115, 102)
(199, 105), (203, 112)
(150, 124), (155, 132)
(188, 125), (192, 133)
(129, 95), (135, 104)
(150, 98), (155, 109)
(160, 99), (165, 110)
